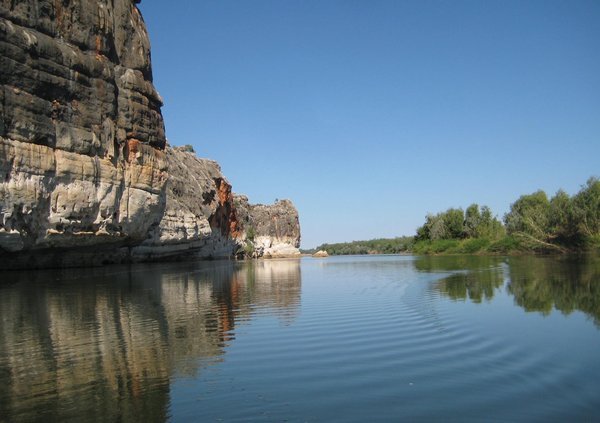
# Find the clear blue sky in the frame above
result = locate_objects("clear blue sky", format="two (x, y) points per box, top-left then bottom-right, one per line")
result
(139, 0), (600, 249)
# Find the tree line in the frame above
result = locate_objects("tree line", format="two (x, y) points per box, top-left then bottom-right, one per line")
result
(414, 177), (600, 253)
(311, 236), (414, 256)
(311, 177), (599, 256)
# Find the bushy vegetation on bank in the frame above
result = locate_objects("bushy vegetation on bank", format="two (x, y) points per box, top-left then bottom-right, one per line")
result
(413, 177), (600, 254)
(411, 236), (528, 255)
(313, 236), (414, 255)
(415, 204), (505, 241)
(503, 177), (600, 251)
(313, 177), (600, 256)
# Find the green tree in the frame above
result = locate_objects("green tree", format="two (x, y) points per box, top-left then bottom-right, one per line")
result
(504, 190), (550, 238)
(429, 213), (447, 240)
(443, 208), (465, 239)
(504, 190), (565, 251)
(548, 189), (576, 242)
(478, 206), (505, 239)
(416, 213), (445, 241)
(415, 221), (430, 241)
(572, 177), (600, 239)
(464, 203), (481, 238)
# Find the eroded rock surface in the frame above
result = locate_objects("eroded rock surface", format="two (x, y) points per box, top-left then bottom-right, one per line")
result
(0, 0), (169, 267)
(132, 147), (301, 261)
(235, 195), (301, 258)
(131, 146), (241, 261)
(0, 0), (165, 152)
(0, 0), (300, 268)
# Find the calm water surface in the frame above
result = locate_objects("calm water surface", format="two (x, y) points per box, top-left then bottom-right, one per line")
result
(1, 255), (599, 421)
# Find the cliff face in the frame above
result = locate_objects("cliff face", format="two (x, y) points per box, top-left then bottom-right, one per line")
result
(131, 146), (241, 261)
(0, 0), (300, 268)
(0, 0), (167, 265)
(235, 195), (301, 258)
(132, 147), (301, 261)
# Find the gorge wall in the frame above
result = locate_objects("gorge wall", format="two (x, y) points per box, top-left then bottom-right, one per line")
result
(0, 0), (300, 268)
(234, 195), (301, 258)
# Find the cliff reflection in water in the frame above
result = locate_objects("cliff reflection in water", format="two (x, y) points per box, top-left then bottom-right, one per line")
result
(417, 255), (600, 326)
(0, 259), (301, 422)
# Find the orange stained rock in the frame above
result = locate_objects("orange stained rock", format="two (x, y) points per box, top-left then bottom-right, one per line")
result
(126, 138), (141, 162)
(211, 178), (241, 237)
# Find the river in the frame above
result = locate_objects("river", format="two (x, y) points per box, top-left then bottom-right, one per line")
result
(1, 255), (599, 421)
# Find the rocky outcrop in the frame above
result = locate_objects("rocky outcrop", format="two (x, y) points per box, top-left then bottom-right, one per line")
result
(131, 146), (241, 261)
(131, 147), (301, 261)
(235, 195), (301, 258)
(0, 0), (300, 268)
(0, 0), (168, 267)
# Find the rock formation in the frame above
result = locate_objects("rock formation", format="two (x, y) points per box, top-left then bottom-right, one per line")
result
(131, 146), (241, 261)
(235, 194), (301, 258)
(0, 0), (300, 268)
(130, 146), (300, 261)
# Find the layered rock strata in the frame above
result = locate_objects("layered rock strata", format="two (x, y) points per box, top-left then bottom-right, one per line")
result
(131, 146), (241, 261)
(235, 195), (301, 258)
(0, 0), (300, 268)
(0, 0), (169, 267)
(132, 147), (301, 261)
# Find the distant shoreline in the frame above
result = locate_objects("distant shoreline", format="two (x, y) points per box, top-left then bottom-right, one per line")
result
(304, 236), (599, 257)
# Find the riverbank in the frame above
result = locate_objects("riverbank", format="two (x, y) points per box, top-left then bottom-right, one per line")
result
(307, 235), (600, 257)
(412, 235), (600, 255)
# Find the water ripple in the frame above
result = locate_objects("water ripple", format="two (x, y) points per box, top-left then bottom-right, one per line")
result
(2, 257), (600, 422)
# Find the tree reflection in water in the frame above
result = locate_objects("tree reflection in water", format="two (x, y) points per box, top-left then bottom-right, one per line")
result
(506, 256), (600, 326)
(416, 255), (600, 326)
(415, 256), (505, 303)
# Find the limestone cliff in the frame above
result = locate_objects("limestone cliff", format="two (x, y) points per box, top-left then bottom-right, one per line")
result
(132, 146), (301, 261)
(235, 195), (301, 258)
(131, 146), (241, 261)
(0, 0), (168, 267)
(0, 0), (300, 268)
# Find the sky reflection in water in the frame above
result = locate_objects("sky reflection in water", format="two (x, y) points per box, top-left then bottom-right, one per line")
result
(1, 255), (599, 421)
